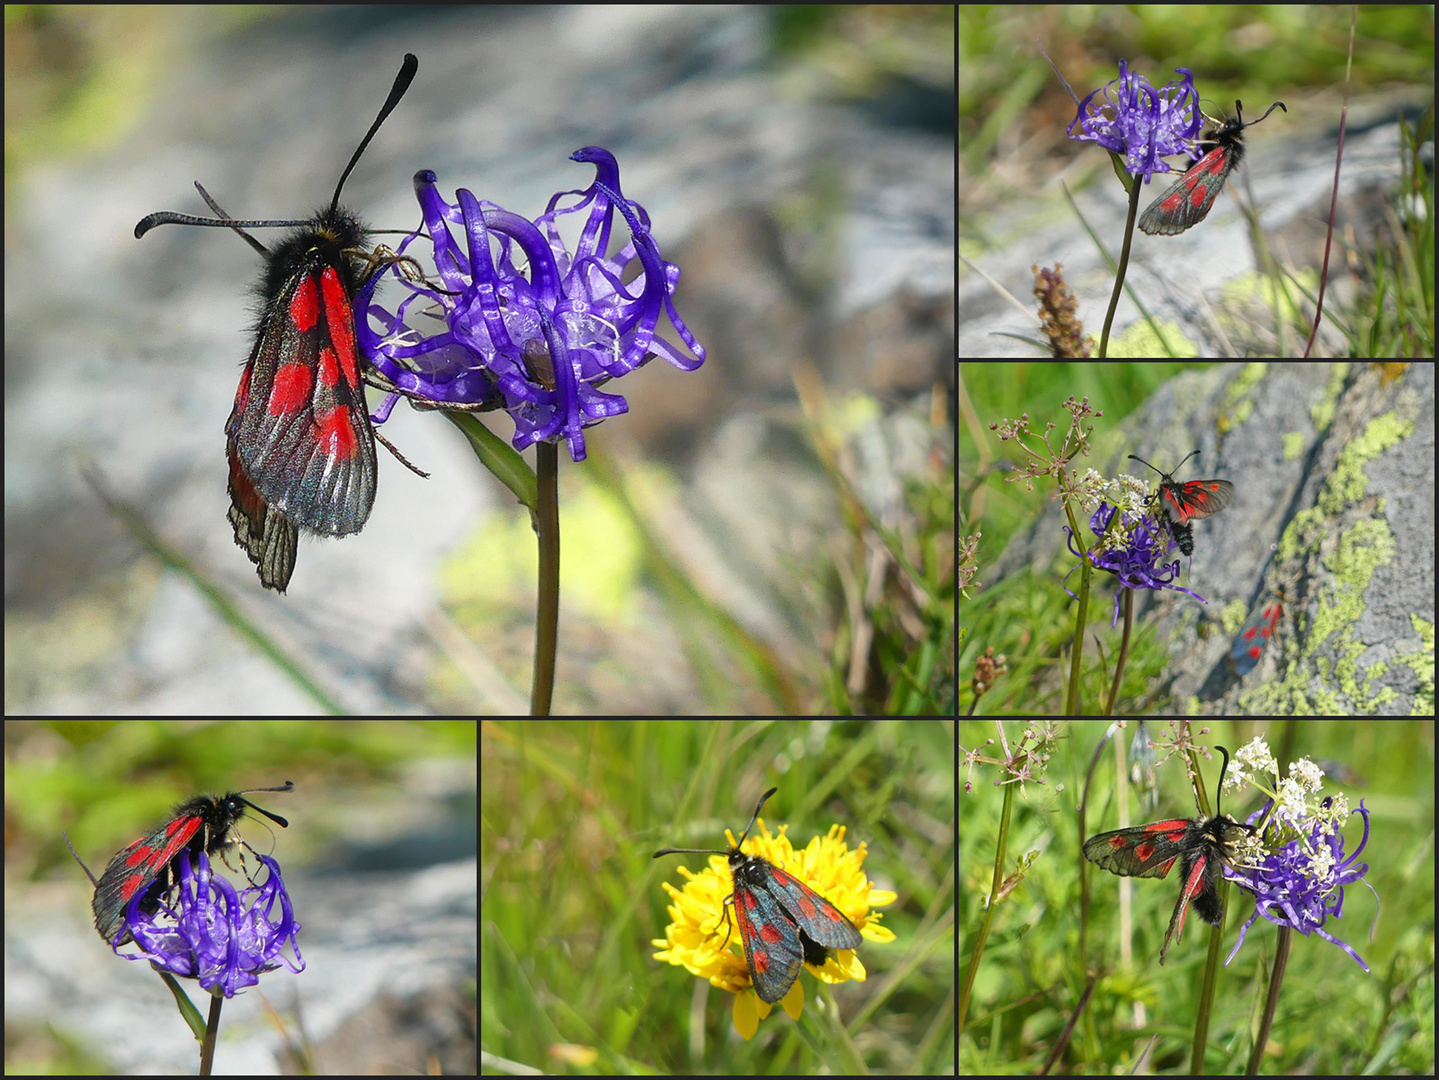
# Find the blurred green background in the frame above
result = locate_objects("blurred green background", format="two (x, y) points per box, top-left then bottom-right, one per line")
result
(13, 718), (477, 874)
(480, 719), (954, 1071)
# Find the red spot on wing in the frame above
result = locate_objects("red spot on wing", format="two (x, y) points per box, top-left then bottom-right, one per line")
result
(316, 405), (362, 461)
(119, 871), (151, 902)
(269, 363), (315, 415)
(319, 266), (358, 376)
(289, 273), (319, 331)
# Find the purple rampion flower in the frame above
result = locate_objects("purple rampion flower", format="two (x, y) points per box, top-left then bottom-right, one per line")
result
(1067, 60), (1205, 188)
(1224, 797), (1375, 971)
(111, 851), (304, 997)
(355, 147), (706, 462)
(1064, 501), (1207, 624)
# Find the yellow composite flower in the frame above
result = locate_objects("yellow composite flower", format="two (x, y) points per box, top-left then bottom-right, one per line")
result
(652, 804), (895, 1032)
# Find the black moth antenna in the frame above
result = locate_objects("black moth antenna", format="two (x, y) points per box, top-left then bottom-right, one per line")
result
(1225, 99), (1287, 129)
(133, 54), (418, 247)
(1212, 745), (1233, 815)
(651, 788), (774, 858)
(227, 781), (297, 829)
(1207, 747), (1254, 835)
(1128, 449), (1200, 479)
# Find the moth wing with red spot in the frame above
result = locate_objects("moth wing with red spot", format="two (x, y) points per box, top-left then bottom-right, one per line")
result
(91, 807), (225, 943)
(1161, 848), (1216, 960)
(1158, 478), (1234, 525)
(1138, 142), (1236, 236)
(1139, 101), (1286, 236)
(226, 367), (300, 592)
(761, 864), (864, 949)
(228, 249), (377, 542)
(92, 813), (207, 939)
(729, 876), (807, 1003)
(1081, 819), (1193, 878)
(1229, 589), (1287, 675)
